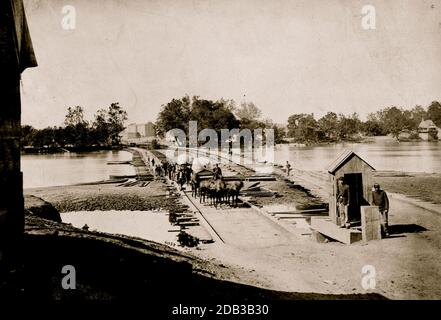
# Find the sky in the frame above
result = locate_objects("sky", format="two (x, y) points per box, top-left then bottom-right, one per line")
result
(21, 0), (441, 128)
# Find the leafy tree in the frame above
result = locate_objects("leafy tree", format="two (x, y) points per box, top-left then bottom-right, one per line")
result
(317, 112), (338, 140)
(379, 107), (412, 139)
(271, 123), (287, 144)
(427, 101), (441, 127)
(362, 120), (386, 136)
(53, 126), (67, 147)
(336, 113), (361, 139)
(287, 114), (319, 143)
(287, 114), (303, 138)
(92, 108), (110, 146)
(63, 106), (90, 147)
(235, 102), (262, 123)
(234, 103), (276, 143)
(190, 97), (239, 143)
(155, 96), (239, 143)
(107, 102), (128, 145)
(410, 105), (427, 129)
(155, 96), (191, 137)
(64, 106), (86, 127)
(21, 125), (36, 147)
(21, 103), (129, 150)
(32, 127), (56, 148)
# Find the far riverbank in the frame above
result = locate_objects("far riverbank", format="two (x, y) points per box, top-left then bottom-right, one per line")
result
(21, 145), (124, 154)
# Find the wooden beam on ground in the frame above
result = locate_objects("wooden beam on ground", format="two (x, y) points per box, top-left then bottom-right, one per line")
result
(270, 208), (328, 215)
(310, 217), (362, 244)
(276, 214), (308, 219)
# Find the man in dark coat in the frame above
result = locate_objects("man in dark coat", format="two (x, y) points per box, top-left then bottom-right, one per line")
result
(285, 161), (292, 177)
(213, 164), (222, 180)
(372, 183), (390, 237)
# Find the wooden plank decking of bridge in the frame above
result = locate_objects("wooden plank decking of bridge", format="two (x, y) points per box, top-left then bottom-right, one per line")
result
(183, 191), (297, 249)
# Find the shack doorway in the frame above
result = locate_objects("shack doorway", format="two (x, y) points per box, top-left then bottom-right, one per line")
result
(344, 173), (368, 223)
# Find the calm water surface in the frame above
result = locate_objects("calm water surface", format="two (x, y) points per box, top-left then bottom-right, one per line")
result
(61, 210), (178, 245)
(22, 150), (135, 188)
(22, 139), (441, 189)
(273, 138), (441, 173)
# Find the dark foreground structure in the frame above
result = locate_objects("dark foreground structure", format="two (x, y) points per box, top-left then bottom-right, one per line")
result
(0, 0), (37, 273)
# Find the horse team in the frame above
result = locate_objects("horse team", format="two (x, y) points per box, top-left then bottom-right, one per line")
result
(191, 174), (244, 208)
(150, 156), (244, 208)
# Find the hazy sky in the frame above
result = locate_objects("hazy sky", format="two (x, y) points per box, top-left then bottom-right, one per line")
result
(21, 0), (441, 128)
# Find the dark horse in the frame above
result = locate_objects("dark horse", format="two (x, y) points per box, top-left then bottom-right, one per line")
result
(190, 172), (201, 197)
(199, 179), (214, 204)
(225, 180), (244, 207)
(212, 177), (226, 208)
(199, 176), (226, 208)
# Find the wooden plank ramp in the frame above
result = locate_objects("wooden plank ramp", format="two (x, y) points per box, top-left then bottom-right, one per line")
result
(310, 217), (362, 244)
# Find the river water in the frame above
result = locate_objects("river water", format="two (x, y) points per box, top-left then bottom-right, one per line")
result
(22, 140), (440, 244)
(22, 138), (441, 189)
(60, 210), (179, 245)
(21, 150), (135, 188)
(272, 137), (441, 173)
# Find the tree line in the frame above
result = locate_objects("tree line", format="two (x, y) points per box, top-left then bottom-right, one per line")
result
(25, 97), (440, 151)
(22, 103), (128, 151)
(155, 95), (286, 144)
(286, 101), (441, 143)
(156, 96), (441, 145)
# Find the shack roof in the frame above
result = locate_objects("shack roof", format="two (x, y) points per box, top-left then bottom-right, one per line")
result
(326, 150), (375, 174)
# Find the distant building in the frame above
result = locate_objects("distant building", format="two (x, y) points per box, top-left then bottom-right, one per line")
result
(122, 122), (156, 141)
(126, 123), (140, 139)
(418, 119), (438, 141)
(137, 122), (155, 137)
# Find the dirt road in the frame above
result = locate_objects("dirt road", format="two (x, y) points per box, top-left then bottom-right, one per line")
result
(186, 185), (441, 299)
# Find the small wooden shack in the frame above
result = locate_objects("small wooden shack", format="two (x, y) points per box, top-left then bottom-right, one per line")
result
(311, 150), (381, 244)
(326, 150), (375, 226)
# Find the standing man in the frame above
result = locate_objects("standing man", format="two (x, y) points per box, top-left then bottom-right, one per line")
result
(337, 177), (350, 228)
(213, 164), (222, 180)
(162, 161), (168, 177)
(285, 161), (292, 177)
(372, 183), (390, 237)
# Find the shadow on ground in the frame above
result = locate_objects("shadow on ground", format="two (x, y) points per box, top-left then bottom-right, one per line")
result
(389, 224), (427, 235)
(0, 216), (387, 302)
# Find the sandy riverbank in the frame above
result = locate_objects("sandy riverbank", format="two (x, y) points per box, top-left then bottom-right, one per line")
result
(25, 180), (185, 213)
(375, 172), (441, 204)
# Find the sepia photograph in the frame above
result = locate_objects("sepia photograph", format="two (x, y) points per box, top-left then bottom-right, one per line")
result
(1, 0), (441, 313)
